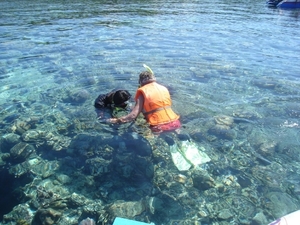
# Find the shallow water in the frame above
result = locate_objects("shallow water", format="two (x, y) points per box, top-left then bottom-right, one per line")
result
(1, 0), (300, 224)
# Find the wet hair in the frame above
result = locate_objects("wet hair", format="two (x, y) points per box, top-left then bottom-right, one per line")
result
(139, 71), (156, 85)
(112, 90), (131, 106)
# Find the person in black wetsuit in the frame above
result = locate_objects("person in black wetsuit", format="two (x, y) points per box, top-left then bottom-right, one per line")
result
(94, 89), (131, 119)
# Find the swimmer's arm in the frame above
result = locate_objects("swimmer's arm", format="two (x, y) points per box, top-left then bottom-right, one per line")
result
(109, 95), (144, 123)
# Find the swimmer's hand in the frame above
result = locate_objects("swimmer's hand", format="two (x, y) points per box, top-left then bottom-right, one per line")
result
(107, 118), (126, 123)
(108, 118), (118, 123)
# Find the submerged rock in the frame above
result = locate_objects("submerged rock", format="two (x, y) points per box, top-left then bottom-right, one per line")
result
(252, 78), (277, 89)
(208, 124), (237, 140)
(148, 192), (185, 220)
(192, 170), (216, 191)
(9, 142), (35, 163)
(22, 129), (43, 142)
(44, 132), (72, 151)
(266, 192), (299, 219)
(217, 208), (233, 220)
(107, 200), (146, 219)
(10, 119), (33, 135)
(62, 89), (90, 104)
(258, 140), (277, 156)
(69, 193), (89, 207)
(9, 160), (32, 177)
(251, 212), (268, 225)
(31, 160), (60, 178)
(35, 208), (62, 225)
(85, 157), (111, 176)
(232, 108), (262, 119)
(3, 203), (34, 224)
(0, 133), (21, 152)
(79, 217), (96, 225)
(214, 115), (234, 127)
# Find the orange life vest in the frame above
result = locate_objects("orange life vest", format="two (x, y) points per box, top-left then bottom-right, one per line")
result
(135, 82), (180, 126)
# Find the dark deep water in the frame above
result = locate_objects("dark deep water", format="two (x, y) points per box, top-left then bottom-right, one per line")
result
(1, 0), (300, 224)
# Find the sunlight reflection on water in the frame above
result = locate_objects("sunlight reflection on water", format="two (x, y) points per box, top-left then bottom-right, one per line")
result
(0, 0), (300, 224)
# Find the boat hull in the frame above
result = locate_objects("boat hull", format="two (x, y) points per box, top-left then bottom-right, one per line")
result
(266, 0), (300, 8)
(278, 0), (300, 8)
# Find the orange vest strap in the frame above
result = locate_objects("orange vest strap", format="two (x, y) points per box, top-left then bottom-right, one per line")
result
(143, 106), (171, 116)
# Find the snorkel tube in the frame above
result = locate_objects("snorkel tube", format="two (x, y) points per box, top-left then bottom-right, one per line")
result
(143, 64), (154, 75)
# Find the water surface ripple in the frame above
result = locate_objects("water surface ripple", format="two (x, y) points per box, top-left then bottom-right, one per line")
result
(0, 0), (300, 224)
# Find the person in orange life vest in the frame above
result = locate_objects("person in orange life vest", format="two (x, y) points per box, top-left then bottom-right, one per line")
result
(109, 69), (181, 133)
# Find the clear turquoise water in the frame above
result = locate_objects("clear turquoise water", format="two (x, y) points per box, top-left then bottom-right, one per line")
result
(1, 0), (300, 224)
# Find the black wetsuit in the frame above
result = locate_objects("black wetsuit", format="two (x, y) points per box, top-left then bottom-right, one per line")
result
(94, 93), (113, 108)
(94, 90), (130, 119)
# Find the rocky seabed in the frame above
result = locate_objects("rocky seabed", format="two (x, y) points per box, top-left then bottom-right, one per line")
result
(1, 97), (300, 225)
